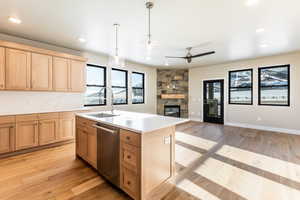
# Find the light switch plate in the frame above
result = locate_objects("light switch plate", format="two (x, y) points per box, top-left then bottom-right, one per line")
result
(164, 136), (171, 144)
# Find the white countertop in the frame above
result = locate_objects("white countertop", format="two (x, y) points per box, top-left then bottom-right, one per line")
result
(0, 107), (91, 116)
(76, 110), (190, 134)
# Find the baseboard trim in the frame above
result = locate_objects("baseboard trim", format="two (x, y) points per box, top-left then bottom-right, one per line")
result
(225, 122), (300, 135)
(0, 139), (75, 159)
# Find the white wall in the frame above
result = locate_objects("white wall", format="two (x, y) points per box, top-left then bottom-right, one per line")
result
(189, 51), (300, 134)
(0, 33), (157, 115)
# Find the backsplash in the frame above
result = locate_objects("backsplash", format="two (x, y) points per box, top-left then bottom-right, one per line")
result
(0, 91), (84, 115)
(157, 69), (189, 118)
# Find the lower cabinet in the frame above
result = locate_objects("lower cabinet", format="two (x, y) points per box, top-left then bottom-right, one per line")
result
(76, 117), (97, 169)
(39, 119), (59, 145)
(16, 121), (39, 150)
(76, 128), (88, 158)
(0, 123), (15, 154)
(59, 117), (75, 141)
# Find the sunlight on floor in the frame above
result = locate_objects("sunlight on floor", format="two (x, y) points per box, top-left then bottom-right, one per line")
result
(194, 157), (300, 200)
(217, 145), (300, 183)
(175, 144), (202, 167)
(177, 179), (221, 200)
(176, 131), (217, 151)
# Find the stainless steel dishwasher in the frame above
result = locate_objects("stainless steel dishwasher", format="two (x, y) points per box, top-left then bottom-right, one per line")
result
(93, 123), (120, 187)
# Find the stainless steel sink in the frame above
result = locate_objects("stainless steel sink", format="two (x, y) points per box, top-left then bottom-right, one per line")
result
(87, 113), (118, 118)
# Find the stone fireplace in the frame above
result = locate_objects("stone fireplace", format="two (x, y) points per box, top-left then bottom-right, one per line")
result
(157, 69), (189, 118)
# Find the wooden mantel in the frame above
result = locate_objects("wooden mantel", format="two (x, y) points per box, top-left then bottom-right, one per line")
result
(161, 94), (185, 99)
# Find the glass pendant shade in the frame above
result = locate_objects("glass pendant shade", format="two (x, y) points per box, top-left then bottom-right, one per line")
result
(108, 55), (125, 68)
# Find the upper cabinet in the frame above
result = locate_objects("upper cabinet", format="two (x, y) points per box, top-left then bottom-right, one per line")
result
(0, 47), (4, 90)
(31, 53), (53, 91)
(5, 48), (31, 90)
(53, 57), (70, 92)
(70, 60), (86, 92)
(0, 40), (87, 93)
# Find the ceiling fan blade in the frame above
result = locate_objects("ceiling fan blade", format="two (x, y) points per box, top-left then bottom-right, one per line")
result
(190, 51), (215, 58)
(165, 56), (186, 59)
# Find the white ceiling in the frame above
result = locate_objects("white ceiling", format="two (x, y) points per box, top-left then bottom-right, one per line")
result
(0, 0), (300, 68)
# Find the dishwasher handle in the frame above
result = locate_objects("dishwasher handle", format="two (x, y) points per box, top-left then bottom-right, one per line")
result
(93, 124), (116, 134)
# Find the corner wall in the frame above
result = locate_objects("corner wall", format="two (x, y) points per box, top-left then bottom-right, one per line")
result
(189, 51), (300, 134)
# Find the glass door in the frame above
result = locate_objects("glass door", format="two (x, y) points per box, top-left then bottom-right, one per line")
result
(203, 80), (224, 124)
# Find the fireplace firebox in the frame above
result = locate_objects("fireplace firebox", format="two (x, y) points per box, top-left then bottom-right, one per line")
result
(164, 105), (181, 118)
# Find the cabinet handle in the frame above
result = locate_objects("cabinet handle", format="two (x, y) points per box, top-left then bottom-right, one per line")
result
(126, 136), (130, 140)
(127, 155), (131, 159)
(127, 181), (131, 185)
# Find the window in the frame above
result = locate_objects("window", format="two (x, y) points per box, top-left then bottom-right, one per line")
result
(229, 69), (253, 105)
(259, 65), (290, 106)
(84, 64), (106, 106)
(132, 72), (145, 104)
(112, 68), (128, 105)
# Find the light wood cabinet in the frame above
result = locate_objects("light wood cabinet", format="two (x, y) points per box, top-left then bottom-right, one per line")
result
(70, 60), (86, 92)
(76, 128), (87, 158)
(76, 117), (97, 168)
(5, 48), (31, 90)
(59, 112), (75, 141)
(0, 47), (5, 90)
(0, 123), (15, 154)
(16, 120), (39, 150)
(87, 127), (97, 168)
(39, 119), (58, 145)
(31, 53), (53, 91)
(53, 57), (70, 92)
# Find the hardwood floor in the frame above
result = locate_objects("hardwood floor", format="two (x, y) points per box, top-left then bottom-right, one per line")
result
(1, 121), (300, 200)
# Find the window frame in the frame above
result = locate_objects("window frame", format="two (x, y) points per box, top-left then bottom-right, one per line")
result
(111, 68), (128, 105)
(84, 64), (107, 107)
(258, 64), (290, 107)
(132, 72), (145, 104)
(228, 68), (253, 105)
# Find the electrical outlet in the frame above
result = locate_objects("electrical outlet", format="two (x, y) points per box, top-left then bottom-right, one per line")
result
(164, 136), (171, 144)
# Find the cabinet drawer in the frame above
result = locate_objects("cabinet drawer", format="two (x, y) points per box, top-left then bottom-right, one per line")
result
(16, 114), (38, 122)
(121, 166), (139, 199)
(120, 129), (140, 147)
(0, 116), (16, 124)
(121, 143), (139, 170)
(38, 112), (59, 120)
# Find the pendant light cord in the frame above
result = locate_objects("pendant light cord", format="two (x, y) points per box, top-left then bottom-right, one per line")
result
(114, 24), (119, 57)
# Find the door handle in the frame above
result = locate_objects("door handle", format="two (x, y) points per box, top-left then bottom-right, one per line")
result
(92, 125), (115, 134)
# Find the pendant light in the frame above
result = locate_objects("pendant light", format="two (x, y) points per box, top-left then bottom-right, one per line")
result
(108, 23), (125, 67)
(146, 1), (154, 52)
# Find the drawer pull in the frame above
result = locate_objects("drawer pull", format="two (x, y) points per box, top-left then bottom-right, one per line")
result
(127, 181), (131, 185)
(126, 136), (130, 140)
(127, 155), (131, 159)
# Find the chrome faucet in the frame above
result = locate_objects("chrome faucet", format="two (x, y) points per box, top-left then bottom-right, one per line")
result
(99, 87), (114, 114)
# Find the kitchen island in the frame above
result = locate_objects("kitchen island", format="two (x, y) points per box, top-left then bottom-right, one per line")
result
(75, 111), (189, 200)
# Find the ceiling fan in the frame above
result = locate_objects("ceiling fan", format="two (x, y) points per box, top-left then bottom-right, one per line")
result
(166, 47), (215, 63)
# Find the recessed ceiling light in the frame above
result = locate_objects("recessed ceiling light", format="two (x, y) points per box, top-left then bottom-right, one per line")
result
(260, 43), (268, 48)
(256, 28), (265, 33)
(246, 0), (259, 6)
(8, 17), (21, 24)
(78, 37), (86, 43)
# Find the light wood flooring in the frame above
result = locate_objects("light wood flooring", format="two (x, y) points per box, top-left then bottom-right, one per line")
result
(1, 121), (300, 200)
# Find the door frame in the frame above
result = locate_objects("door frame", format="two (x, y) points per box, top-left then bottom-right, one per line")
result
(203, 79), (224, 124)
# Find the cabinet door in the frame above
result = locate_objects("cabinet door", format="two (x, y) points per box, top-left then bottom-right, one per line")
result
(0, 47), (5, 90)
(70, 60), (86, 92)
(53, 57), (70, 91)
(76, 128), (87, 159)
(16, 121), (39, 150)
(5, 48), (31, 90)
(31, 53), (53, 91)
(87, 130), (97, 168)
(0, 124), (15, 154)
(39, 119), (58, 145)
(59, 118), (75, 140)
